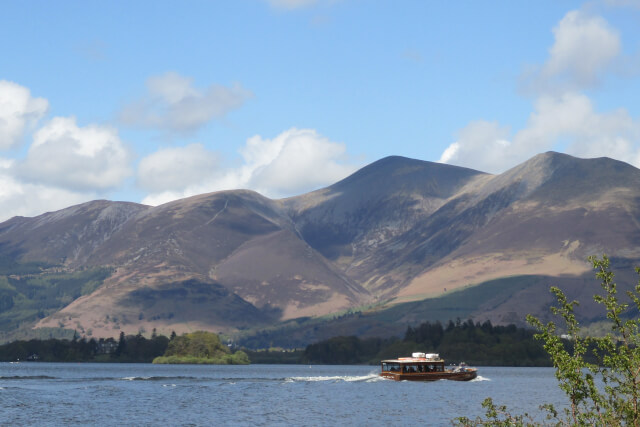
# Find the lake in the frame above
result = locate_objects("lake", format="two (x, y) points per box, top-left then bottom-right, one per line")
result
(1, 363), (566, 426)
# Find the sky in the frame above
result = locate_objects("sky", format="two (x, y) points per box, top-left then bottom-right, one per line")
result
(1, 0), (639, 221)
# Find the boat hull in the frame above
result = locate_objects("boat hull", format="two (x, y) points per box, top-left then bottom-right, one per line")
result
(379, 369), (477, 382)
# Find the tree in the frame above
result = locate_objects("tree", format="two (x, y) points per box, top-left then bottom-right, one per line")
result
(114, 331), (126, 357)
(455, 255), (640, 426)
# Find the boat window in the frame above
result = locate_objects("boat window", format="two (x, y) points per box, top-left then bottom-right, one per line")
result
(383, 363), (400, 372)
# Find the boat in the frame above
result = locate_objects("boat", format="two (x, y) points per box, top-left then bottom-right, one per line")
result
(380, 352), (477, 381)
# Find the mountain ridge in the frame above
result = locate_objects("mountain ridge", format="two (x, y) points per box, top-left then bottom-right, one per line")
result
(1, 151), (639, 342)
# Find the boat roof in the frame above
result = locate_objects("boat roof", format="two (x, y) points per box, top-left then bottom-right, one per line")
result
(381, 357), (444, 363)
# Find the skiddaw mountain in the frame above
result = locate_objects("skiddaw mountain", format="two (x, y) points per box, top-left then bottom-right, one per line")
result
(1, 152), (639, 343)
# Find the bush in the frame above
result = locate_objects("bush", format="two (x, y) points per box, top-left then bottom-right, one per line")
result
(455, 255), (640, 426)
(152, 331), (250, 364)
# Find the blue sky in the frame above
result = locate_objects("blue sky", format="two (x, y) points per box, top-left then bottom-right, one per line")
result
(0, 0), (639, 220)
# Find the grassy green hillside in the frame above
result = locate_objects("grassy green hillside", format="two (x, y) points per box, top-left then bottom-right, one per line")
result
(0, 259), (112, 342)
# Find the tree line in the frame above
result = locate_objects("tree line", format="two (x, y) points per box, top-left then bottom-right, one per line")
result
(0, 319), (551, 366)
(0, 330), (169, 362)
(0, 329), (250, 364)
(300, 318), (550, 366)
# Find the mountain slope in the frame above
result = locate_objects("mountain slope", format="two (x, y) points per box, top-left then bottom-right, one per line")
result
(0, 200), (150, 265)
(284, 156), (489, 294)
(398, 152), (640, 302)
(1, 152), (640, 341)
(16, 190), (368, 337)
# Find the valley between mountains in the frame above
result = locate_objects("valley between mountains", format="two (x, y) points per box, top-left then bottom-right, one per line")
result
(1, 151), (640, 346)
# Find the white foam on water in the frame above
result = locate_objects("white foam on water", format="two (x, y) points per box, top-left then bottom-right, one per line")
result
(121, 376), (150, 381)
(286, 373), (382, 383)
(162, 384), (176, 387)
(471, 375), (490, 382)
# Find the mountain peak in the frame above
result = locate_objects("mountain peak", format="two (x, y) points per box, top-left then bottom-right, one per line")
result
(476, 151), (640, 205)
(328, 155), (486, 193)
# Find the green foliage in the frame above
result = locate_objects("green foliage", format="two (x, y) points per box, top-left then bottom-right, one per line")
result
(455, 255), (640, 426)
(0, 257), (52, 276)
(152, 351), (249, 365)
(455, 398), (537, 427)
(0, 265), (112, 338)
(152, 331), (250, 364)
(163, 330), (226, 358)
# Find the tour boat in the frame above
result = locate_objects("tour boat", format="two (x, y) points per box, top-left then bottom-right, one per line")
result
(380, 352), (477, 381)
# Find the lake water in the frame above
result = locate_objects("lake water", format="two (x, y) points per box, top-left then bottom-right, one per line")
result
(1, 363), (566, 426)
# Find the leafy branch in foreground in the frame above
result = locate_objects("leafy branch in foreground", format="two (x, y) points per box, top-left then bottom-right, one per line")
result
(454, 255), (640, 426)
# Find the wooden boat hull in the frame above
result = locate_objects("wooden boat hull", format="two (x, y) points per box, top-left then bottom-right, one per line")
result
(380, 369), (477, 382)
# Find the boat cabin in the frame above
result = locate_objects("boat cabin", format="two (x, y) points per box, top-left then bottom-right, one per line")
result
(381, 353), (444, 373)
(379, 352), (477, 382)
(381, 359), (445, 374)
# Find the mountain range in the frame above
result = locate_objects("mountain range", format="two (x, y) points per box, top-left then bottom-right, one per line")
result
(1, 151), (639, 344)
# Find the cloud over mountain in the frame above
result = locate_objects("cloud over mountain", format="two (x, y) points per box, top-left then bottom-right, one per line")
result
(440, 93), (640, 173)
(440, 9), (640, 174)
(16, 116), (132, 191)
(0, 81), (136, 222)
(137, 143), (220, 193)
(0, 157), (96, 221)
(139, 128), (360, 206)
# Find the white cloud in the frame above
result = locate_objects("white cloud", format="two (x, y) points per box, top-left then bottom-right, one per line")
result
(139, 128), (360, 205)
(0, 158), (95, 222)
(16, 116), (132, 191)
(0, 82), (133, 222)
(441, 9), (640, 173)
(438, 121), (512, 173)
(525, 10), (620, 92)
(120, 72), (253, 133)
(0, 80), (49, 150)
(241, 128), (356, 195)
(440, 92), (640, 173)
(137, 143), (219, 192)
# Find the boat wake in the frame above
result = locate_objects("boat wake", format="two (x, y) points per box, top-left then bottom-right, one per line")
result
(286, 373), (383, 383)
(471, 375), (490, 382)
(0, 375), (57, 380)
(120, 376), (197, 381)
